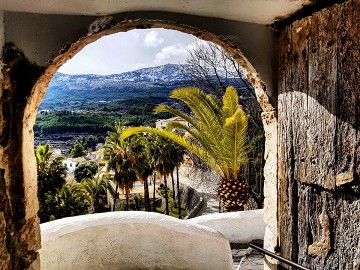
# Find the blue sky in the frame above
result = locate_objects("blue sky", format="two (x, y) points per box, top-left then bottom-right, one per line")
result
(58, 28), (201, 75)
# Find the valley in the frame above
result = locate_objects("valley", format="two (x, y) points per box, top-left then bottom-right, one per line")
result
(34, 63), (248, 154)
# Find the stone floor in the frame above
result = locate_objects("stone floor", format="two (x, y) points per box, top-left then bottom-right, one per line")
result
(184, 174), (265, 270)
(195, 194), (265, 269)
(231, 244), (264, 270)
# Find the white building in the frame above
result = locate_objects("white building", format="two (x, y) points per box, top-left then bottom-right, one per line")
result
(62, 157), (86, 174)
(155, 117), (191, 129)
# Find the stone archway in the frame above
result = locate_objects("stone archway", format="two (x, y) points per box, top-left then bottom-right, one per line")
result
(8, 18), (278, 269)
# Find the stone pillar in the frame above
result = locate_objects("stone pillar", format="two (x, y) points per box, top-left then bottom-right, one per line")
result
(262, 110), (278, 270)
(0, 38), (43, 268)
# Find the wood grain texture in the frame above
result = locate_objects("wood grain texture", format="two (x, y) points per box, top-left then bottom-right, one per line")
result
(278, 22), (297, 268)
(277, 1), (360, 269)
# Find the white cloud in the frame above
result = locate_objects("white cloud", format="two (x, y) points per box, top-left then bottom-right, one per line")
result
(57, 29), (200, 74)
(130, 31), (140, 40)
(155, 44), (187, 65)
(144, 31), (164, 47)
(186, 39), (211, 52)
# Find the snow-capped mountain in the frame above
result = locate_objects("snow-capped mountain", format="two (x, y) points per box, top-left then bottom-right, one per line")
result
(41, 64), (194, 110)
(115, 64), (193, 83)
(49, 64), (192, 89)
(41, 63), (246, 111)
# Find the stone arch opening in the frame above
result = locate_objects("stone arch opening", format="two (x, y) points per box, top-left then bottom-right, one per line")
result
(29, 19), (275, 112)
(21, 18), (277, 267)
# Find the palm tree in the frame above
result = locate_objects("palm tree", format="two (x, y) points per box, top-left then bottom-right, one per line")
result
(129, 134), (154, 211)
(53, 181), (92, 218)
(144, 134), (163, 211)
(35, 144), (67, 221)
(168, 140), (185, 217)
(81, 174), (111, 213)
(160, 137), (185, 215)
(36, 144), (67, 194)
(149, 135), (183, 215)
(121, 86), (249, 212)
(103, 121), (138, 211)
(74, 161), (99, 182)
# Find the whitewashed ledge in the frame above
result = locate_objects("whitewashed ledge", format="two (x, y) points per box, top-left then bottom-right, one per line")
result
(186, 209), (265, 243)
(40, 211), (234, 270)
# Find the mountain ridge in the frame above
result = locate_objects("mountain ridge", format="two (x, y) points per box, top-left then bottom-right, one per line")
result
(40, 63), (243, 111)
(51, 64), (193, 85)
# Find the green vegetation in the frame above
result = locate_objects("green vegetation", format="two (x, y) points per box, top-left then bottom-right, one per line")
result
(102, 121), (139, 211)
(153, 136), (185, 215)
(79, 135), (105, 151)
(36, 87), (262, 221)
(34, 110), (116, 134)
(36, 144), (67, 221)
(121, 86), (251, 212)
(70, 141), (87, 157)
(36, 144), (112, 222)
(36, 138), (187, 222)
(74, 161), (99, 182)
(47, 181), (92, 219)
(102, 122), (185, 215)
(82, 175), (111, 213)
(34, 106), (171, 135)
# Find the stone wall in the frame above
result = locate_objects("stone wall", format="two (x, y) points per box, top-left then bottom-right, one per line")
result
(0, 43), (43, 268)
(0, 7), (278, 270)
(4, 11), (277, 99)
(188, 209), (265, 244)
(277, 1), (359, 269)
(40, 212), (234, 270)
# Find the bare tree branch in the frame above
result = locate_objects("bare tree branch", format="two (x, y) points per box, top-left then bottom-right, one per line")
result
(181, 39), (265, 207)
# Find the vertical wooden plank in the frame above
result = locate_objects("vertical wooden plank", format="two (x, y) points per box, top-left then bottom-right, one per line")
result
(291, 18), (309, 186)
(333, 2), (360, 269)
(277, 22), (295, 268)
(307, 7), (337, 190)
(300, 6), (338, 269)
(354, 0), (360, 191)
(335, 0), (359, 190)
(290, 16), (310, 266)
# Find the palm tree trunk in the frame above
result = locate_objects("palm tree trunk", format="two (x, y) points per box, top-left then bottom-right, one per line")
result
(125, 183), (130, 211)
(171, 172), (175, 200)
(152, 173), (156, 211)
(164, 175), (169, 215)
(143, 179), (147, 211)
(144, 177), (150, 211)
(176, 166), (181, 219)
(113, 181), (119, 211)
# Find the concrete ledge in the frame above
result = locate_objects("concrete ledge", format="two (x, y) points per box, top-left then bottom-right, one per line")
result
(40, 212), (233, 270)
(187, 209), (265, 243)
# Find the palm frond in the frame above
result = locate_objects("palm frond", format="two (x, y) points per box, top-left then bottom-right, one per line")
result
(168, 87), (224, 142)
(165, 121), (209, 151)
(223, 86), (239, 118)
(223, 108), (249, 179)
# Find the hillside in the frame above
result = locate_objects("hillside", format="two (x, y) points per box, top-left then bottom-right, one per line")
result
(39, 64), (193, 110)
(35, 63), (251, 141)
